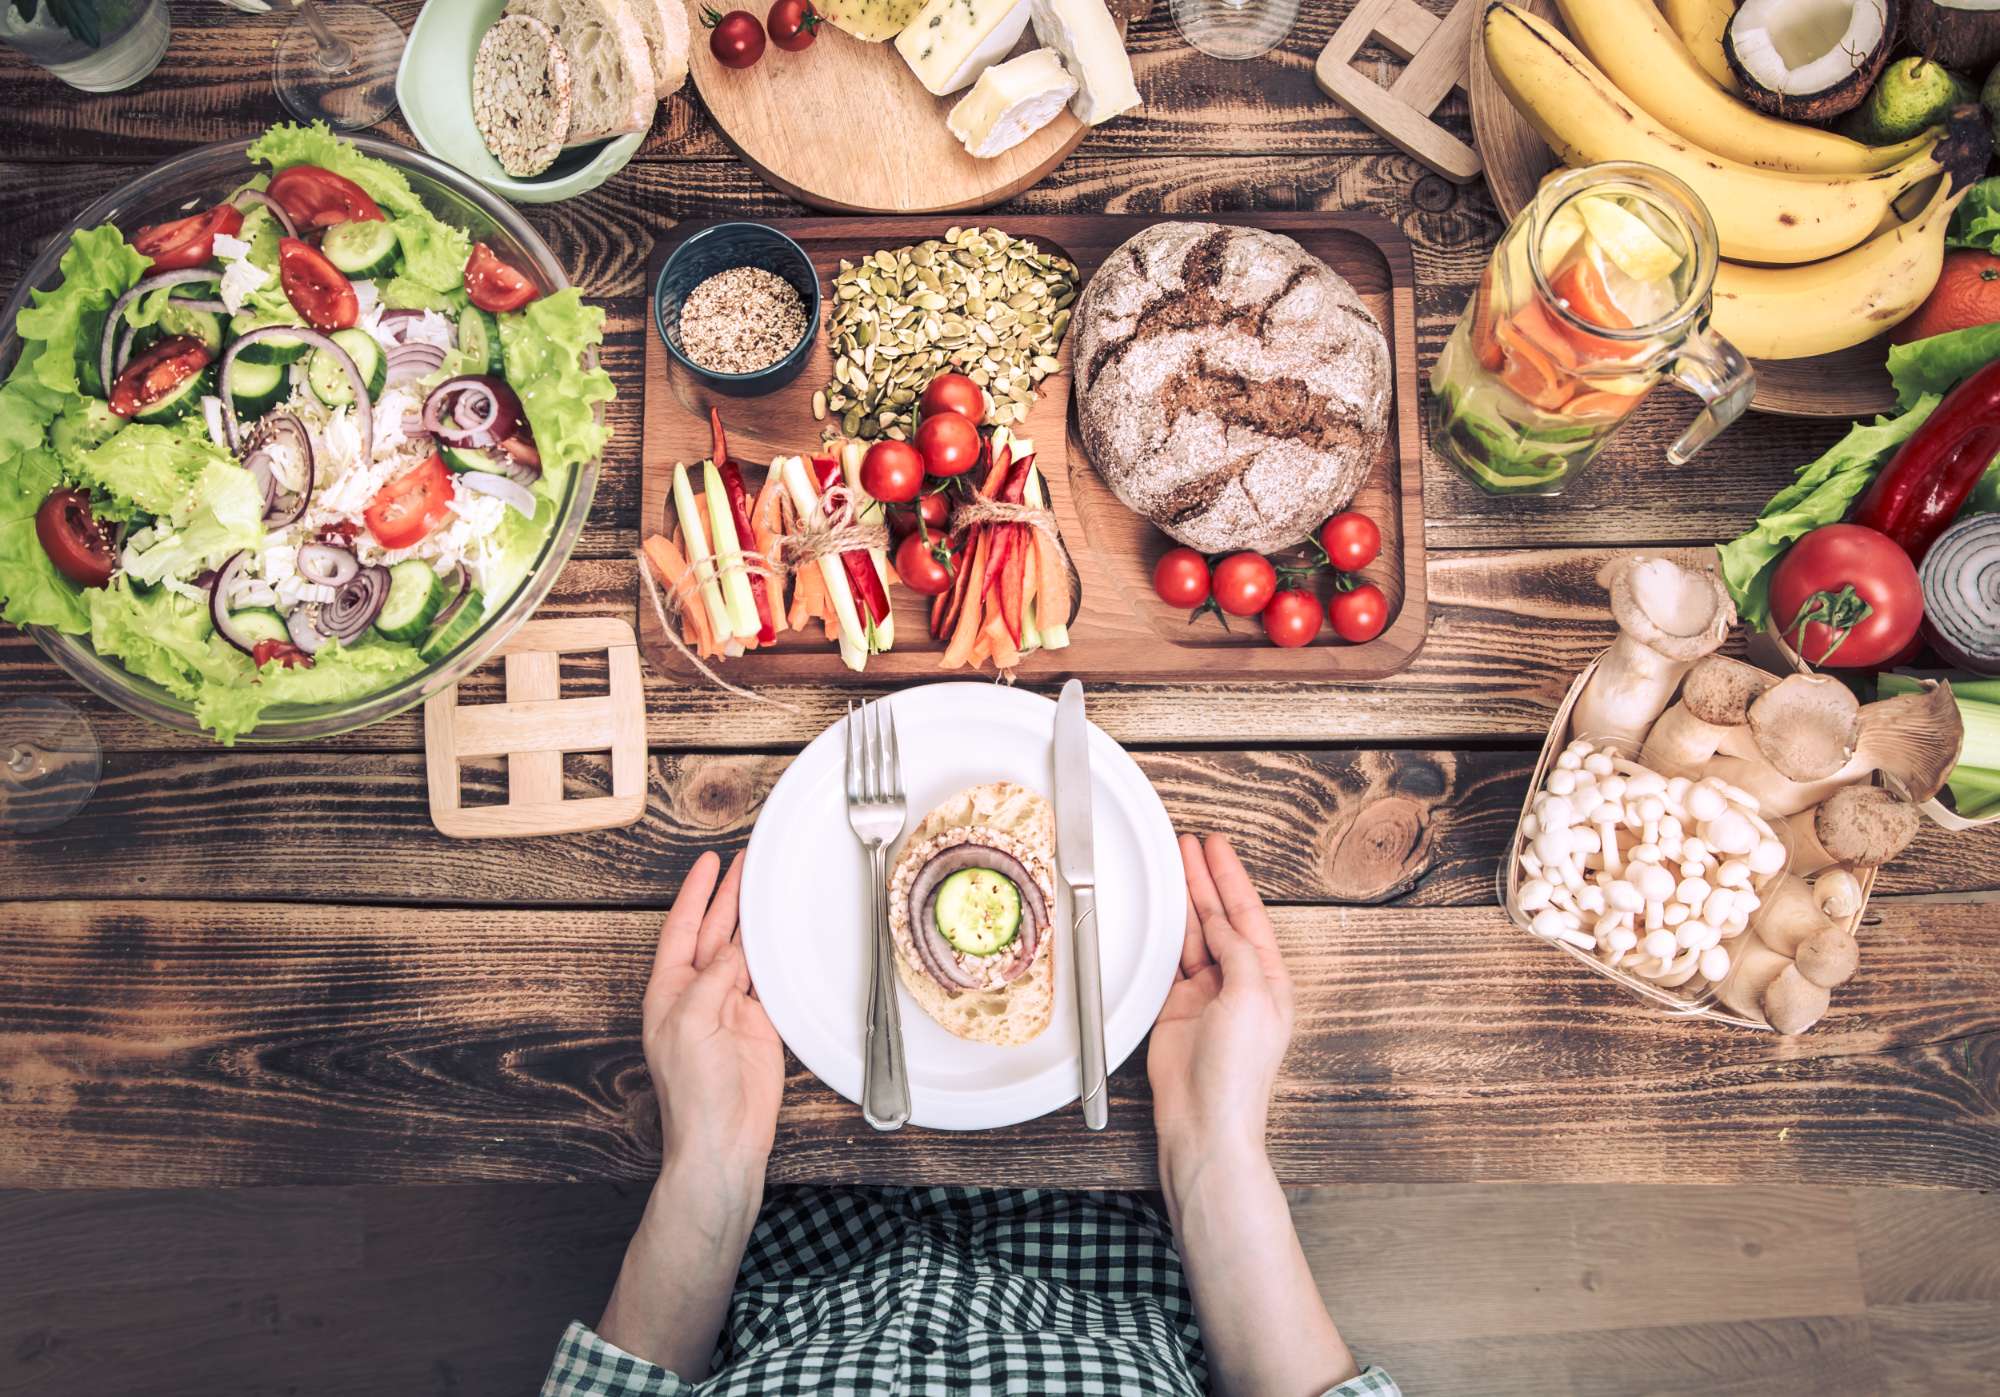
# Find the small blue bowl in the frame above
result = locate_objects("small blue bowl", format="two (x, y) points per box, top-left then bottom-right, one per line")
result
(654, 223), (822, 398)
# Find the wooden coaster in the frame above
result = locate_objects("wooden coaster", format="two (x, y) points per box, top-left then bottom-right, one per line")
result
(1315, 0), (1481, 184)
(425, 617), (647, 839)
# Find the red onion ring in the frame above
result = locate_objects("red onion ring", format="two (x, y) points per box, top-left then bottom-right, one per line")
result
(456, 469), (536, 518)
(427, 564), (472, 635)
(207, 551), (260, 657)
(221, 326), (371, 460)
(246, 411), (313, 528)
(231, 187), (298, 239)
(1920, 514), (2000, 676)
(298, 541), (359, 586)
(321, 565), (390, 642)
(384, 340), (447, 390)
(100, 268), (224, 395)
(287, 607), (327, 656)
(422, 375), (523, 450)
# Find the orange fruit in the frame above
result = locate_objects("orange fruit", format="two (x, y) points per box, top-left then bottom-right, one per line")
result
(1890, 250), (2000, 345)
(1495, 312), (1577, 411)
(1548, 259), (1649, 363)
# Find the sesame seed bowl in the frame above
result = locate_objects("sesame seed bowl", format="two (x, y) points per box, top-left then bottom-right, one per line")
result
(653, 223), (821, 398)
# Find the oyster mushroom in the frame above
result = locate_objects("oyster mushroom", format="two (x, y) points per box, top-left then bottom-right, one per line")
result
(1788, 784), (1926, 874)
(1571, 555), (1736, 747)
(1764, 963), (1833, 1034)
(1717, 931), (1795, 1022)
(1707, 680), (1963, 816)
(1640, 656), (1778, 776)
(1796, 927), (1861, 988)
(1754, 871), (1838, 955)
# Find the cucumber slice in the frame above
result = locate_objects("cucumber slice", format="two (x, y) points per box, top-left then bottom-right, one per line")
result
(321, 218), (401, 279)
(158, 301), (225, 356)
(419, 590), (486, 664)
(375, 560), (448, 641)
(229, 607), (290, 647)
(456, 306), (501, 374)
(227, 356), (289, 420)
(131, 364), (214, 424)
(307, 328), (387, 407)
(441, 442), (508, 474)
(230, 311), (313, 365)
(933, 868), (1022, 956)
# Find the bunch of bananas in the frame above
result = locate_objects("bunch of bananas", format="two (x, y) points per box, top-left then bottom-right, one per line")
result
(1483, 0), (1993, 360)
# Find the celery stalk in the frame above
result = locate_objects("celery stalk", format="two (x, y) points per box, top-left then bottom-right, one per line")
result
(672, 463), (735, 643)
(1883, 672), (2000, 706)
(778, 455), (868, 672)
(1948, 767), (2000, 819)
(703, 461), (761, 642)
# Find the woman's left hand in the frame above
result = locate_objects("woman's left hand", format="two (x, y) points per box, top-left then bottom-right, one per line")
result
(644, 851), (785, 1175)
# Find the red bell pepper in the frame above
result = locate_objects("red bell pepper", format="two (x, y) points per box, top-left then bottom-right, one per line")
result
(716, 460), (777, 644)
(709, 406), (730, 473)
(811, 454), (891, 626)
(1852, 359), (2000, 563)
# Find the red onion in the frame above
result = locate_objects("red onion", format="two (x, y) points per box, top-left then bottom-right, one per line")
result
(298, 541), (359, 586)
(201, 395), (227, 448)
(377, 308), (453, 346)
(456, 469), (536, 518)
(114, 321), (139, 376)
(231, 187), (298, 239)
(246, 412), (313, 529)
(287, 607), (327, 655)
(1920, 513), (2000, 676)
(428, 564), (472, 633)
(384, 340), (446, 390)
(221, 326), (371, 460)
(321, 565), (389, 642)
(207, 552), (260, 657)
(422, 375), (523, 449)
(101, 268), (224, 394)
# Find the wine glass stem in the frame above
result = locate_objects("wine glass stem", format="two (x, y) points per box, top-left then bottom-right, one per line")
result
(300, 1), (355, 73)
(6, 744), (41, 783)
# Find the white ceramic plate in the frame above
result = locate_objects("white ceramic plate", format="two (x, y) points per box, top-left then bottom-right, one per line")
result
(741, 683), (1184, 1131)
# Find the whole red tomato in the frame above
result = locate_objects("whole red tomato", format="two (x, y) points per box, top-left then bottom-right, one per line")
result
(894, 530), (956, 596)
(888, 491), (950, 539)
(860, 440), (925, 504)
(767, 0), (819, 50)
(915, 410), (981, 477)
(1262, 589), (1322, 648)
(704, 7), (766, 66)
(920, 373), (986, 423)
(1768, 523), (1922, 668)
(1212, 552), (1276, 617)
(1330, 584), (1388, 643)
(1152, 547), (1210, 608)
(1319, 511), (1381, 572)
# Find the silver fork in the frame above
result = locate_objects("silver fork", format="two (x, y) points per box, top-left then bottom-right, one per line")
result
(846, 698), (911, 1131)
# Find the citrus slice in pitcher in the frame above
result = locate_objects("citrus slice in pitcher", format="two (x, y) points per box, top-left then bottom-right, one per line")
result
(1575, 196), (1684, 284)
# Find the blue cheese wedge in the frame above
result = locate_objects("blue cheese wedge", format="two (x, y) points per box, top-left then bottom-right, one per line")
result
(947, 48), (1077, 157)
(820, 0), (927, 41)
(1029, 0), (1138, 126)
(895, 0), (1033, 96)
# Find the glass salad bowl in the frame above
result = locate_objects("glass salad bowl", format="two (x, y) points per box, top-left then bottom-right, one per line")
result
(0, 135), (600, 744)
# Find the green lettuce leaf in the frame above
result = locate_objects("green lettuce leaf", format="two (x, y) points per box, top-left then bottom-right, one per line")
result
(477, 492), (557, 611)
(380, 276), (466, 314)
(194, 637), (424, 746)
(72, 421), (228, 519)
(498, 289), (614, 495)
(13, 224), (148, 400)
(1885, 323), (2000, 408)
(0, 447), (89, 632)
(121, 457), (265, 583)
(85, 578), (246, 700)
(1947, 176), (2000, 254)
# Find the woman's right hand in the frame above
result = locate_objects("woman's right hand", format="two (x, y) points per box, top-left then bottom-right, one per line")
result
(1146, 833), (1294, 1175)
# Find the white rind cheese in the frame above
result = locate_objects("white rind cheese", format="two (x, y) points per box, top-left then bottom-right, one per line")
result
(1029, 0), (1138, 126)
(820, 0), (927, 42)
(947, 48), (1077, 157)
(895, 0), (1032, 96)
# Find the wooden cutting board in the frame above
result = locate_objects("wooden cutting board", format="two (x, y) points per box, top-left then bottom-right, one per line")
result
(637, 212), (1428, 684)
(687, 7), (1128, 214)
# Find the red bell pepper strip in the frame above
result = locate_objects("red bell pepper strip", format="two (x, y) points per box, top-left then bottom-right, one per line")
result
(709, 406), (730, 474)
(1852, 359), (2000, 563)
(716, 460), (777, 645)
(811, 454), (891, 626)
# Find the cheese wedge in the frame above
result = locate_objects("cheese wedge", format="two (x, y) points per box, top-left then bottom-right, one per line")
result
(895, 0), (1032, 96)
(1029, 0), (1138, 126)
(820, 0), (926, 42)
(948, 48), (1076, 157)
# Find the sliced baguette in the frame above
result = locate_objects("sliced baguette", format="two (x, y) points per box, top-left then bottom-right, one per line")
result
(626, 0), (689, 98)
(504, 0), (655, 146)
(473, 15), (574, 177)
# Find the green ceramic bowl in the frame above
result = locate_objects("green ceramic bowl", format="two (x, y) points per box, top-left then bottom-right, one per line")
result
(396, 0), (644, 205)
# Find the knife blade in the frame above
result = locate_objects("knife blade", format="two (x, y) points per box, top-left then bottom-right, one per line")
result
(1054, 678), (1108, 1130)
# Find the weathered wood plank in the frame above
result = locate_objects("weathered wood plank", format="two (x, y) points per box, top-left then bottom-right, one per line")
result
(2, 900), (1994, 1191)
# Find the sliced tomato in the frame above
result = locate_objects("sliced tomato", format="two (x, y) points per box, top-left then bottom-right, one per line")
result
(35, 488), (116, 588)
(363, 453), (454, 550)
(267, 165), (385, 230)
(252, 639), (313, 671)
(108, 334), (212, 419)
(132, 203), (244, 272)
(463, 242), (541, 313)
(278, 236), (359, 331)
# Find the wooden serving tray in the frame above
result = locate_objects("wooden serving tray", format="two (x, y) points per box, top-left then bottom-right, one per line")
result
(1464, 0), (1896, 419)
(638, 213), (1427, 684)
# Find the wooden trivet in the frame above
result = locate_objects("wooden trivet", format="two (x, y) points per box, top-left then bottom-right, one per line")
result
(425, 617), (647, 839)
(1315, 0), (1481, 183)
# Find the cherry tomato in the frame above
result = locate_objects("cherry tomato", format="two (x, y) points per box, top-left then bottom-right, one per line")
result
(251, 639), (312, 671)
(860, 439), (925, 504)
(887, 491), (950, 540)
(34, 488), (115, 588)
(107, 334), (211, 419)
(463, 241), (541, 314)
(767, 0), (819, 49)
(131, 203), (244, 272)
(703, 6), (766, 66)
(266, 165), (385, 230)
(1262, 589), (1322, 648)
(919, 372), (986, 423)
(1330, 584), (1388, 643)
(894, 530), (957, 596)
(364, 453), (454, 550)
(915, 410), (981, 477)
(278, 236), (358, 331)
(1152, 546), (1210, 608)
(1319, 511), (1381, 573)
(1769, 523), (1922, 668)
(1212, 552), (1276, 617)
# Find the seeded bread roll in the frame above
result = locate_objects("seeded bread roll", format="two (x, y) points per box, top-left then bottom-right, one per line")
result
(504, 0), (656, 146)
(473, 16), (573, 177)
(1073, 222), (1392, 555)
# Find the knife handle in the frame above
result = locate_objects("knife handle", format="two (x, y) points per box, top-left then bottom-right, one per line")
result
(1072, 884), (1108, 1130)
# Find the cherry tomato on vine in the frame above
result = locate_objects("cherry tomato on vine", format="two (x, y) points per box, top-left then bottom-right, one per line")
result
(1152, 546), (1210, 608)
(1330, 584), (1388, 643)
(1211, 552), (1276, 617)
(894, 530), (957, 596)
(915, 409), (981, 477)
(1262, 589), (1322, 648)
(703, 7), (766, 67)
(35, 488), (116, 588)
(919, 372), (986, 423)
(1319, 511), (1381, 573)
(767, 0), (820, 50)
(860, 439), (925, 504)
(887, 491), (950, 540)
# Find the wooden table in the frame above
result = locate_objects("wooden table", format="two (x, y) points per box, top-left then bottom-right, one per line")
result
(2, 1), (1997, 1197)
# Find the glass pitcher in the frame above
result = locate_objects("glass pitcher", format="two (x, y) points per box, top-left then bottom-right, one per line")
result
(1431, 162), (1755, 496)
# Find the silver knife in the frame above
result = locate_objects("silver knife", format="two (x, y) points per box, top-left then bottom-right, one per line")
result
(1054, 678), (1108, 1130)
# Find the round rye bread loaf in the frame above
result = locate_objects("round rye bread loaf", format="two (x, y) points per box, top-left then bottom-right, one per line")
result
(1073, 222), (1392, 554)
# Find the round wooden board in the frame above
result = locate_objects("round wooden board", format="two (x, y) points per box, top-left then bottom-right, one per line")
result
(1464, 0), (1897, 419)
(688, 16), (1124, 215)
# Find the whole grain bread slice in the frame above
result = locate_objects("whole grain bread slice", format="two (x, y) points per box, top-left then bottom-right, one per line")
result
(473, 15), (573, 177)
(504, 0), (655, 146)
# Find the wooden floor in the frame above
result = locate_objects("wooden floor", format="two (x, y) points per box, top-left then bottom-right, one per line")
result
(3, 1185), (1994, 1395)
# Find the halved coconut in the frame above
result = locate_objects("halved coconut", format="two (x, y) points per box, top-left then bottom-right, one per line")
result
(1907, 0), (2000, 70)
(1726, 0), (1898, 122)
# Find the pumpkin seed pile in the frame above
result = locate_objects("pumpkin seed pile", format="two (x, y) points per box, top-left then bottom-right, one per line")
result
(817, 226), (1077, 441)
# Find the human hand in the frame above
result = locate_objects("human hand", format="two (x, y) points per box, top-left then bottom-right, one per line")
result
(1147, 834), (1294, 1180)
(643, 851), (785, 1181)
